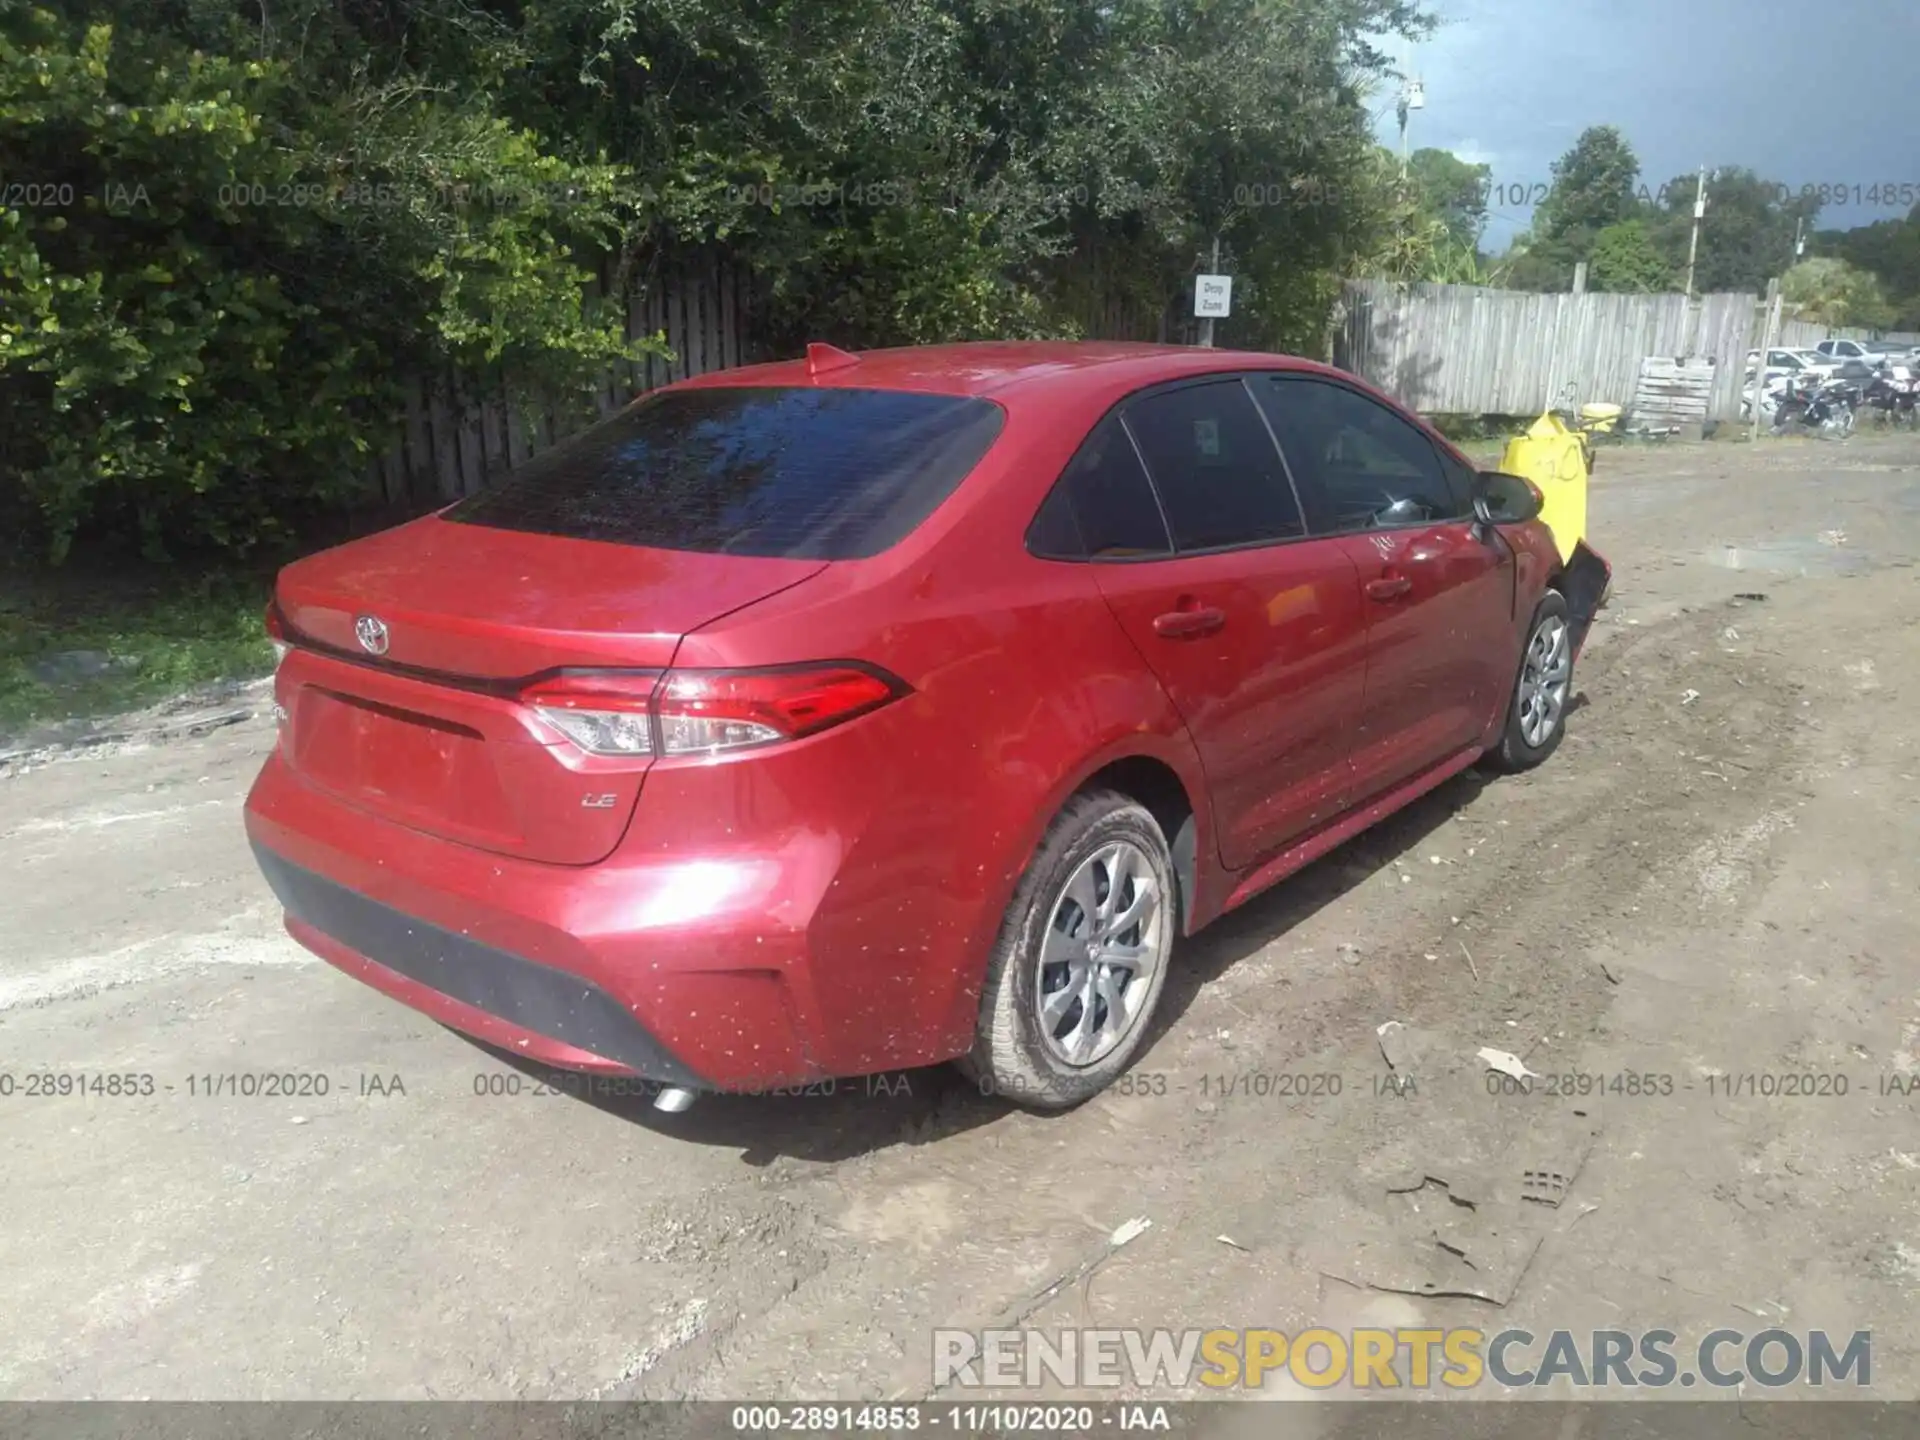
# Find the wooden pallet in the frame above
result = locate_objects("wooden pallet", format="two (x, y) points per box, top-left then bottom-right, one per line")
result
(1631, 355), (1715, 426)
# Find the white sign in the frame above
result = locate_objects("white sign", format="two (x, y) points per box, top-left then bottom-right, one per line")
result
(1193, 274), (1233, 319)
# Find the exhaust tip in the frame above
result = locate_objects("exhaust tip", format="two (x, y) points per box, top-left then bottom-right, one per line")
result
(652, 1085), (698, 1114)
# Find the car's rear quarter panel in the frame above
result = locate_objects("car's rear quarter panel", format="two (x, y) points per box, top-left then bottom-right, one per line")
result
(667, 394), (1214, 1060)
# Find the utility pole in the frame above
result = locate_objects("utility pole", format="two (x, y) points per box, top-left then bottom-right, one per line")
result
(1396, 77), (1424, 176)
(1750, 277), (1784, 444)
(1683, 166), (1710, 299)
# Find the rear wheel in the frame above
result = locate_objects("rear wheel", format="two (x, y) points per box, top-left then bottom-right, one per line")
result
(959, 790), (1176, 1112)
(1484, 591), (1574, 773)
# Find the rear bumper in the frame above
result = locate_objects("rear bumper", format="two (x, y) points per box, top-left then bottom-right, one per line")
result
(243, 746), (998, 1089)
(251, 841), (703, 1085)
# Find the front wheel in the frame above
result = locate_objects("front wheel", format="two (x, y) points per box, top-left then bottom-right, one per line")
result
(1483, 591), (1574, 773)
(959, 790), (1177, 1112)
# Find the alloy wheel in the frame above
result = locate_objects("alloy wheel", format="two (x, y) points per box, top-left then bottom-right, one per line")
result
(1517, 613), (1572, 749)
(1033, 841), (1167, 1066)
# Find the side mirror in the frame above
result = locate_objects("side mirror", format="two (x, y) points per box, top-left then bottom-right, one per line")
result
(1474, 471), (1544, 526)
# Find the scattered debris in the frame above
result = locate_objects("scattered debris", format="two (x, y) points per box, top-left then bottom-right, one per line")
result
(1108, 1217), (1152, 1248)
(1477, 1047), (1536, 1081)
(1352, 1230), (1545, 1306)
(1521, 1165), (1579, 1208)
(1681, 689), (1702, 706)
(1818, 529), (1848, 547)
(1733, 592), (1769, 602)
(1385, 1173), (1485, 1209)
(1599, 962), (1621, 985)
(1459, 941), (1479, 982)
(1216, 1235), (1249, 1253)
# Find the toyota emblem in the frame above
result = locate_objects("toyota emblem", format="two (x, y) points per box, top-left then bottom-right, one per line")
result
(354, 615), (390, 656)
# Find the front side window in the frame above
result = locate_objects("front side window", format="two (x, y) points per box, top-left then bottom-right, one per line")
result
(1257, 376), (1464, 534)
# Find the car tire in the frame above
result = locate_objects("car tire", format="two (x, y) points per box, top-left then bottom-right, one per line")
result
(959, 789), (1177, 1112)
(1483, 590), (1575, 773)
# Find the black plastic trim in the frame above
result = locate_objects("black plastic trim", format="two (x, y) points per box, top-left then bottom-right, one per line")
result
(252, 841), (705, 1085)
(1559, 540), (1612, 657)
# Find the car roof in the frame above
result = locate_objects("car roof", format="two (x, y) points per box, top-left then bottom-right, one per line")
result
(672, 341), (1340, 404)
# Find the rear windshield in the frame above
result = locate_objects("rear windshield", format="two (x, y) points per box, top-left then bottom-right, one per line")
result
(447, 386), (1005, 559)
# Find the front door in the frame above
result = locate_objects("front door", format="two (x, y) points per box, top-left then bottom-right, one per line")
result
(1254, 374), (1515, 803)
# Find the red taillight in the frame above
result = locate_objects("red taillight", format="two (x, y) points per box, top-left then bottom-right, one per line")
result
(518, 665), (903, 758)
(655, 667), (898, 754)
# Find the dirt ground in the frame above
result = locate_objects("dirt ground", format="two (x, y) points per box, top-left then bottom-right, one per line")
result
(3, 434), (1918, 1408)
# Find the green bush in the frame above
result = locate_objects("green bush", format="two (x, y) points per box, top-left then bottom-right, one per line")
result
(0, 7), (646, 560)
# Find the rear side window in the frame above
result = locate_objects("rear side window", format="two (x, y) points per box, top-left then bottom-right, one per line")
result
(1121, 380), (1306, 551)
(1027, 418), (1172, 560)
(447, 387), (1005, 560)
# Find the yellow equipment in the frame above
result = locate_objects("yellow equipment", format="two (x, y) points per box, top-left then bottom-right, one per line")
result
(1499, 409), (1590, 563)
(1579, 402), (1623, 436)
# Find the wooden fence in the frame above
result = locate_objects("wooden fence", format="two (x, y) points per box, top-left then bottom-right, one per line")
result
(367, 254), (761, 509)
(1334, 281), (1768, 421)
(1336, 280), (1920, 423)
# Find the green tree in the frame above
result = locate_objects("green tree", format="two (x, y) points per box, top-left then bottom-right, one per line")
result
(1534, 125), (1642, 245)
(1588, 218), (1673, 292)
(1643, 168), (1817, 293)
(1819, 203), (1920, 326)
(1499, 126), (1645, 291)
(1781, 257), (1896, 329)
(1407, 147), (1491, 248)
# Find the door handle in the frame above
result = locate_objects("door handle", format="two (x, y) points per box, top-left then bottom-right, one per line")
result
(1152, 605), (1226, 638)
(1364, 575), (1413, 602)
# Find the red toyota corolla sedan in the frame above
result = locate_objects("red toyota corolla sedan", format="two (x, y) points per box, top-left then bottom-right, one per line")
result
(245, 342), (1609, 1111)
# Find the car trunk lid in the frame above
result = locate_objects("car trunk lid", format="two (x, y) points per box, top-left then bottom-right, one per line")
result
(273, 517), (825, 865)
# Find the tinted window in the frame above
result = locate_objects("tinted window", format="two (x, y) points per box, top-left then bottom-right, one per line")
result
(1025, 483), (1086, 559)
(1029, 418), (1171, 560)
(1257, 377), (1464, 533)
(1121, 381), (1304, 551)
(447, 387), (1004, 560)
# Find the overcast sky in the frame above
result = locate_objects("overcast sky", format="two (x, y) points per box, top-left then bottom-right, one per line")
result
(1378, 0), (1920, 251)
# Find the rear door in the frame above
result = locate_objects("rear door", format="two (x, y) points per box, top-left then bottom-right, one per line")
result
(1060, 378), (1368, 869)
(1255, 374), (1514, 804)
